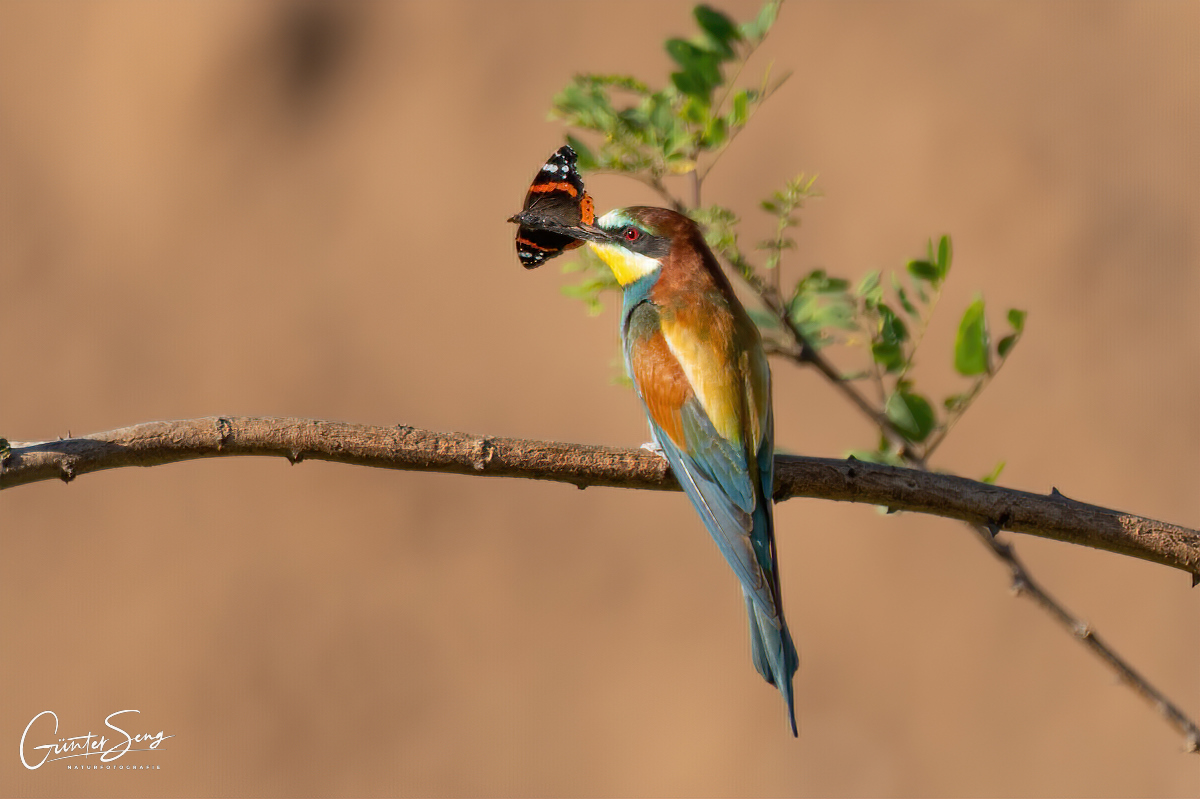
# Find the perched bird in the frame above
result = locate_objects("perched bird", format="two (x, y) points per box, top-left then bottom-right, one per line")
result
(508, 150), (797, 734)
(581, 207), (799, 736)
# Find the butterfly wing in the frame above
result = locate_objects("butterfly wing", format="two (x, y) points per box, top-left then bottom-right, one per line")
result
(511, 145), (595, 268)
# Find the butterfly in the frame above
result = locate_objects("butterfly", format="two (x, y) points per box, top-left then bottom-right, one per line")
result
(508, 145), (596, 269)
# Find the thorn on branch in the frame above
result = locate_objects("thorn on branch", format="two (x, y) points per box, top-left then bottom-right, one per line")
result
(287, 450), (304, 465)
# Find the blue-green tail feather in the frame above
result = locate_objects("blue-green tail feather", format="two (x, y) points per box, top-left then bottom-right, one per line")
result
(746, 592), (799, 736)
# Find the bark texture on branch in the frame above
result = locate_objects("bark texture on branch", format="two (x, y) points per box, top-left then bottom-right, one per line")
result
(3, 416), (1197, 579)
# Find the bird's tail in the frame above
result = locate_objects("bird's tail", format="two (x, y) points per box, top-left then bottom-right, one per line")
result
(745, 592), (800, 736)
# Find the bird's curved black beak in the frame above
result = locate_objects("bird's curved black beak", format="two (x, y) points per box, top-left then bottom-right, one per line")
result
(508, 212), (613, 245)
(564, 223), (614, 244)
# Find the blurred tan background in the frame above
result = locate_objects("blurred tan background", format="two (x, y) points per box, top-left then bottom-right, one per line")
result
(1, 1), (1197, 796)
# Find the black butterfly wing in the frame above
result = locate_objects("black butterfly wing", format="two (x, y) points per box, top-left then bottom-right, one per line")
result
(511, 146), (595, 269)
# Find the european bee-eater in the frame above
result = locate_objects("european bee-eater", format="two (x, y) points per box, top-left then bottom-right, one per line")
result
(509, 148), (798, 734)
(580, 206), (799, 736)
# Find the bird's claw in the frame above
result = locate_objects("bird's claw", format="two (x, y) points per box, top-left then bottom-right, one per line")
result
(640, 441), (666, 459)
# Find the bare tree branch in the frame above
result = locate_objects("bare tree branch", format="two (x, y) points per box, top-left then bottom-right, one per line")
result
(4, 415), (1198, 750)
(4, 416), (1197, 580)
(974, 521), (1200, 755)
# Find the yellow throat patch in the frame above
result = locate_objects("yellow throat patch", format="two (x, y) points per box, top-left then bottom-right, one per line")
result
(586, 240), (661, 287)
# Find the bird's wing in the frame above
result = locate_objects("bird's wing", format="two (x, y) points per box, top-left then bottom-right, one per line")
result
(625, 306), (775, 610)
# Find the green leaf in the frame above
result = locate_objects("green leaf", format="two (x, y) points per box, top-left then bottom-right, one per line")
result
(942, 393), (966, 412)
(702, 115), (728, 148)
(616, 106), (651, 138)
(671, 70), (704, 102)
(856, 270), (882, 306)
(906, 259), (939, 283)
(1007, 308), (1027, 333)
(954, 297), (990, 376)
(747, 308), (781, 331)
(665, 39), (721, 102)
(885, 388), (936, 442)
(871, 341), (905, 373)
(694, 5), (741, 58)
(551, 78), (619, 131)
(665, 38), (698, 71)
(936, 235), (952, 279)
(809, 301), (856, 332)
(662, 123), (693, 159)
(730, 89), (750, 126)
(895, 285), (918, 317)
(981, 460), (1006, 485)
(997, 334), (1018, 359)
(645, 92), (674, 132)
(878, 303), (909, 345)
(740, 0), (781, 42)
(787, 268), (858, 347)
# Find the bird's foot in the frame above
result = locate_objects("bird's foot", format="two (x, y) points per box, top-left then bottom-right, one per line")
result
(640, 441), (666, 459)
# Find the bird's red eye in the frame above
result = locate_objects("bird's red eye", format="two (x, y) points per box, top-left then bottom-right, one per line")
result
(623, 227), (641, 242)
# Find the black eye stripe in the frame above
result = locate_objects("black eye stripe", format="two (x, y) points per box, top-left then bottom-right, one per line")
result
(609, 225), (669, 258)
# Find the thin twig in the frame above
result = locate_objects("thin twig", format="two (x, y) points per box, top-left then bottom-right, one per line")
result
(976, 523), (1200, 753)
(641, 175), (690, 214)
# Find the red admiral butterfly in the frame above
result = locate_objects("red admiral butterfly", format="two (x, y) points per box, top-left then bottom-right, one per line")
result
(508, 145), (597, 269)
